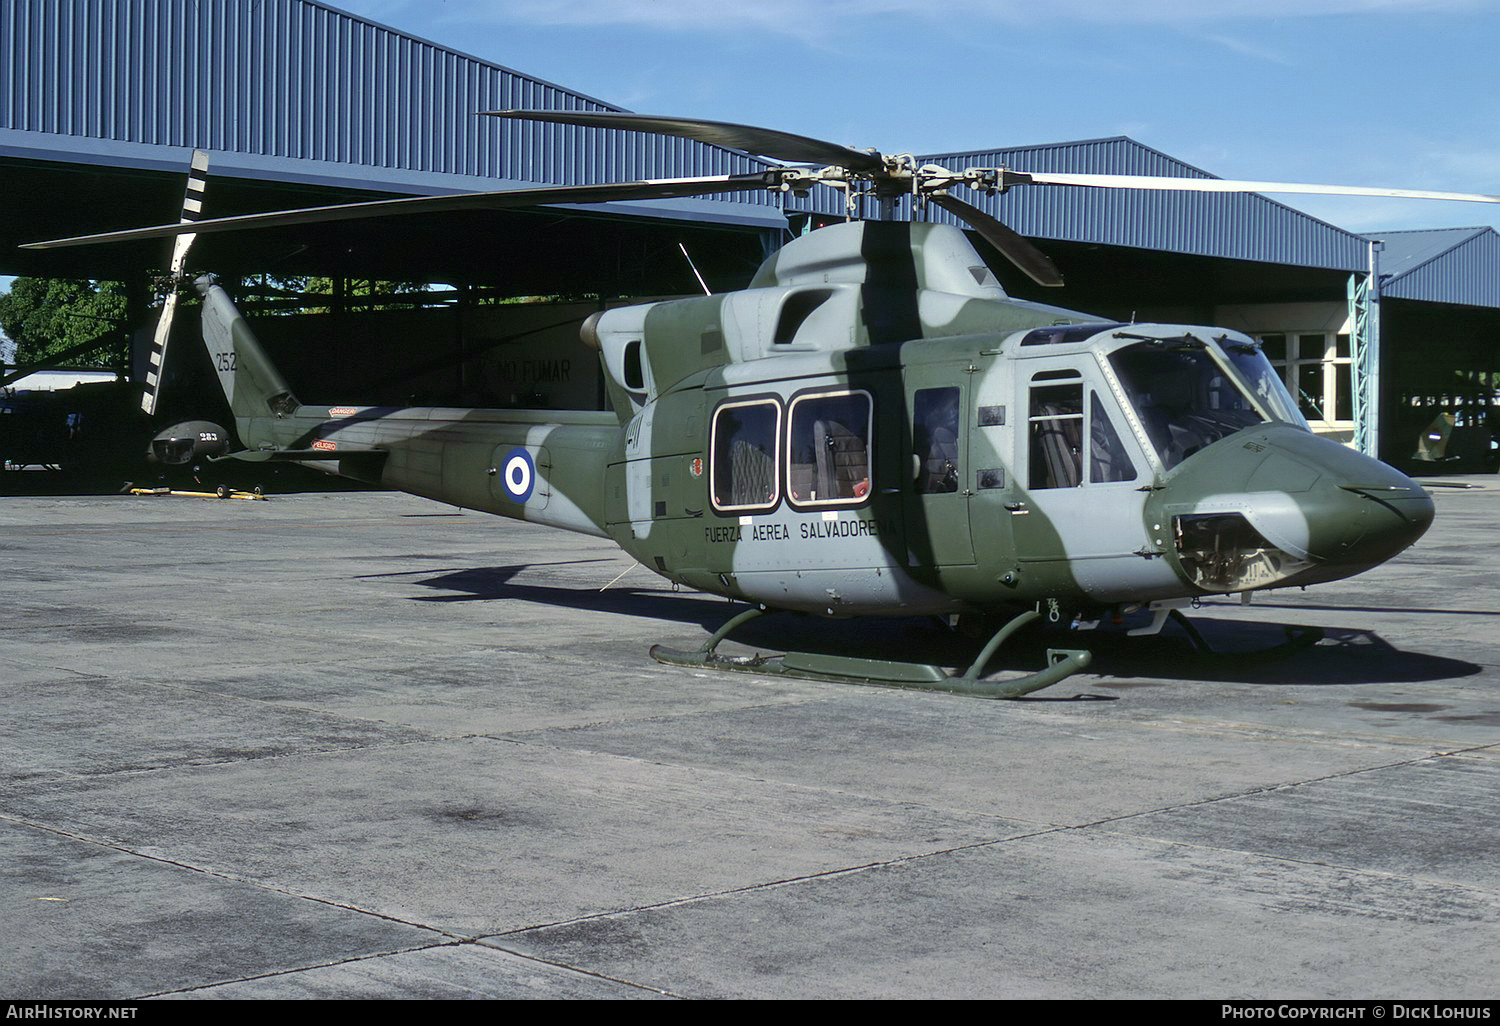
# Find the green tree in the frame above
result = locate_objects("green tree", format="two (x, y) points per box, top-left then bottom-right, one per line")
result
(299, 277), (430, 313)
(0, 277), (130, 368)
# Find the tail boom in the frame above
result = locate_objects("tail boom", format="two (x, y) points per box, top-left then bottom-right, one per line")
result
(198, 278), (617, 537)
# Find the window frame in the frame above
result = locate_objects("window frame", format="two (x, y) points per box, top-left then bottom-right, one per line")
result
(1256, 331), (1353, 431)
(708, 396), (783, 516)
(785, 387), (876, 511)
(1026, 371), (1085, 490)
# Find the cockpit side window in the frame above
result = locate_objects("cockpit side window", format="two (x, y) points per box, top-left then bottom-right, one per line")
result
(913, 387), (960, 494)
(1028, 375), (1083, 489)
(1089, 392), (1137, 483)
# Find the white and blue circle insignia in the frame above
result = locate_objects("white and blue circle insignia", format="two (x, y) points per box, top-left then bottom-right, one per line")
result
(501, 447), (535, 503)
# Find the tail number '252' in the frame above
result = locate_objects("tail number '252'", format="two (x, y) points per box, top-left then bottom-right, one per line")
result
(214, 352), (237, 372)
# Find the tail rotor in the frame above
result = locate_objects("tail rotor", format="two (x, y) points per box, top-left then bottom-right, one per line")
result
(139, 149), (209, 416)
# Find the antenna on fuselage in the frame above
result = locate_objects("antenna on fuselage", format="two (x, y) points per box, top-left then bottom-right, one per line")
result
(679, 243), (711, 296)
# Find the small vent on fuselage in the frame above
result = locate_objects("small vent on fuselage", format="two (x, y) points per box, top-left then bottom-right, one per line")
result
(774, 289), (835, 345)
(622, 340), (644, 391)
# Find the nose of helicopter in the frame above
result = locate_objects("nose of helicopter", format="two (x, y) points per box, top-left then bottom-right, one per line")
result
(1159, 425), (1434, 590)
(1295, 444), (1434, 573)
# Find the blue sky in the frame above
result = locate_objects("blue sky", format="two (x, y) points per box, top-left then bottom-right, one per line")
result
(336, 0), (1500, 236)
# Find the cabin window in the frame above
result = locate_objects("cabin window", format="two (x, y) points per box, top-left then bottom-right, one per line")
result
(1028, 376), (1083, 489)
(710, 399), (781, 513)
(913, 387), (960, 494)
(787, 390), (873, 508)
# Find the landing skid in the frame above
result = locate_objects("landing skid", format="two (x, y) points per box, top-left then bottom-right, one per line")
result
(650, 606), (1092, 699)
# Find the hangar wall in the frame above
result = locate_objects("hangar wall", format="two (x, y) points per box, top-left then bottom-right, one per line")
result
(246, 300), (605, 411)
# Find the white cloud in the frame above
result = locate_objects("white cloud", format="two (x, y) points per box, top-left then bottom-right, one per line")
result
(1198, 32), (1295, 64)
(343, 0), (1489, 39)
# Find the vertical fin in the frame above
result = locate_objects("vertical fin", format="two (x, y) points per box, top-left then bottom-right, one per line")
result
(140, 149), (210, 415)
(195, 276), (298, 428)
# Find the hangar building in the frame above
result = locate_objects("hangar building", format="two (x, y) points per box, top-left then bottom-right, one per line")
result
(2, 0), (1496, 466)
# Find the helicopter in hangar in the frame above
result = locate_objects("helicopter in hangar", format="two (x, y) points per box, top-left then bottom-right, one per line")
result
(27, 110), (1497, 697)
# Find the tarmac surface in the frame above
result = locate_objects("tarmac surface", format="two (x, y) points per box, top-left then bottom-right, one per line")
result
(2, 479), (1498, 999)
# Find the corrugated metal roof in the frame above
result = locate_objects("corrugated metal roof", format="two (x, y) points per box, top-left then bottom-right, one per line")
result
(0, 0), (787, 226)
(1374, 227), (1500, 308)
(915, 137), (1369, 272)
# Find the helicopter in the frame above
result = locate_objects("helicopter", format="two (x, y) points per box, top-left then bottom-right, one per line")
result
(27, 110), (1496, 697)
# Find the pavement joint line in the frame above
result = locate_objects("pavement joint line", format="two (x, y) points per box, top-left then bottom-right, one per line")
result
(469, 741), (1500, 942)
(8, 516), (449, 537)
(1048, 738), (1500, 837)
(492, 699), (1477, 756)
(471, 726), (1497, 836)
(466, 732), (1061, 827)
(131, 940), (470, 999)
(37, 666), (110, 680)
(2, 734), (493, 788)
(98, 674), (540, 738)
(1050, 712), (1494, 754)
(1065, 829), (1500, 901)
(467, 938), (685, 998)
(0, 812), (466, 941)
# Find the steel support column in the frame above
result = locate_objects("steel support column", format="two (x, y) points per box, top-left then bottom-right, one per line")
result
(1349, 239), (1384, 457)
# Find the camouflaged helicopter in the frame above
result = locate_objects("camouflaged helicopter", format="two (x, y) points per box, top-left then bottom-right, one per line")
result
(29, 111), (1496, 697)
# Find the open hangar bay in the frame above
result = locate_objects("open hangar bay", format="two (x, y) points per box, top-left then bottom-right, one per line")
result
(1, 482), (1496, 999)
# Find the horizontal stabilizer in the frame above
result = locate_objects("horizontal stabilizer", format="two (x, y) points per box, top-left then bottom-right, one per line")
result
(221, 448), (389, 466)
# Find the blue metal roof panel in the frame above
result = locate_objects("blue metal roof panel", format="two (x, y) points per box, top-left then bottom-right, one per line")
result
(0, 0), (789, 224)
(916, 137), (1369, 272)
(1376, 227), (1500, 308)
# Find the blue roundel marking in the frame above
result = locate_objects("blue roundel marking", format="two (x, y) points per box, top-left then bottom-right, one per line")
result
(500, 447), (535, 503)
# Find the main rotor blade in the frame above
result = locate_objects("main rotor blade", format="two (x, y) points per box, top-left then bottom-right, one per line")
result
(484, 109), (886, 174)
(929, 193), (1064, 288)
(22, 173), (781, 250)
(1006, 170), (1500, 205)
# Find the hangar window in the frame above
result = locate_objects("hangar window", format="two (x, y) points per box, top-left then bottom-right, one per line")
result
(1258, 332), (1353, 434)
(787, 390), (873, 508)
(711, 399), (781, 514)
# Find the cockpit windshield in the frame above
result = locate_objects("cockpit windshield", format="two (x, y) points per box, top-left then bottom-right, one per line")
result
(1215, 338), (1308, 429)
(1109, 339), (1270, 470)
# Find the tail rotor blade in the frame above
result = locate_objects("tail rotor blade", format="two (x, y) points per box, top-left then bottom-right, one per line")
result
(141, 149), (209, 416)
